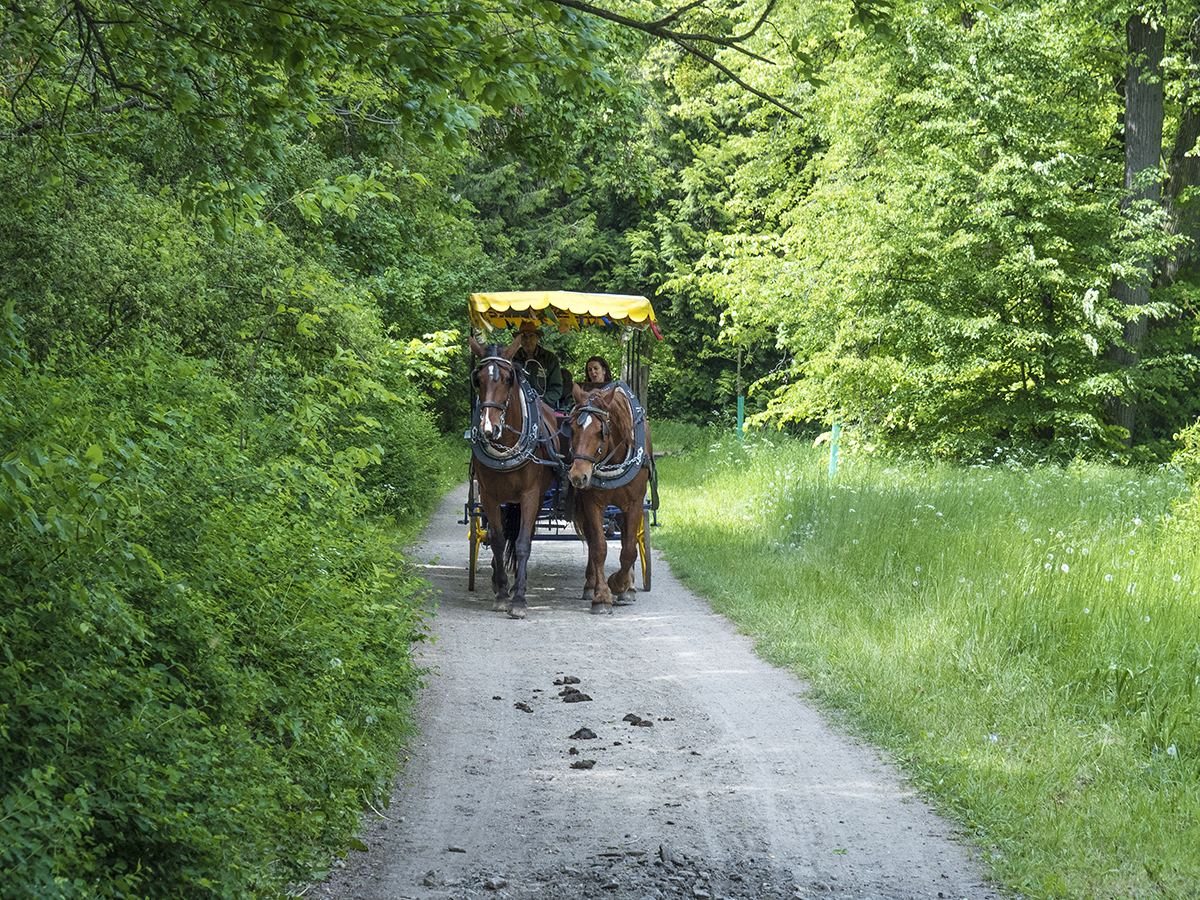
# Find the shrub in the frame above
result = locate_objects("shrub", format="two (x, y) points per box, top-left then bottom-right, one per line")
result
(1, 313), (430, 899)
(358, 398), (446, 522)
(1171, 417), (1200, 485)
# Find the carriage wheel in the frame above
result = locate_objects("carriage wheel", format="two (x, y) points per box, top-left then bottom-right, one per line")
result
(467, 468), (481, 592)
(468, 524), (480, 592)
(638, 507), (652, 592)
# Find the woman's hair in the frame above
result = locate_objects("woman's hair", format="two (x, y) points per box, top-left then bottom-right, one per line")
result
(585, 355), (612, 383)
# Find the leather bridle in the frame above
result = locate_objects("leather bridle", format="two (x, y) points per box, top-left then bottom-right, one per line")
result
(571, 401), (615, 466)
(473, 355), (520, 438)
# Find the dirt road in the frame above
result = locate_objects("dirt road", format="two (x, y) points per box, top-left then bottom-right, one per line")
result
(307, 485), (999, 900)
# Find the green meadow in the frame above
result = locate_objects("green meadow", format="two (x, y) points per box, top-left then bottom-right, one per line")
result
(651, 424), (1200, 900)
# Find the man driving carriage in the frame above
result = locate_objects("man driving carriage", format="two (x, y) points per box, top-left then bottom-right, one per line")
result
(512, 320), (565, 408)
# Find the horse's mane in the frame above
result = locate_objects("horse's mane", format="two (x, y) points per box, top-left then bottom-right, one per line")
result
(594, 386), (634, 448)
(614, 388), (635, 441)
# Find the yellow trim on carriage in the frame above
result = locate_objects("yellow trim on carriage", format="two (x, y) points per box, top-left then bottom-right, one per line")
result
(469, 291), (658, 334)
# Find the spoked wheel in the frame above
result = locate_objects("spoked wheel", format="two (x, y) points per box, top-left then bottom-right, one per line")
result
(638, 506), (651, 592)
(467, 466), (484, 592)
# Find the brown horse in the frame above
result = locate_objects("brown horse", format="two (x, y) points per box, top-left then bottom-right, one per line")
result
(567, 381), (653, 615)
(469, 335), (564, 619)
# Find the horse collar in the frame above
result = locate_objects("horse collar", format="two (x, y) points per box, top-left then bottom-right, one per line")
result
(577, 382), (649, 490)
(471, 367), (543, 471)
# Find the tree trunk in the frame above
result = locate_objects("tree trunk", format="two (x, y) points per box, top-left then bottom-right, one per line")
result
(1108, 13), (1165, 445)
(1158, 15), (1200, 290)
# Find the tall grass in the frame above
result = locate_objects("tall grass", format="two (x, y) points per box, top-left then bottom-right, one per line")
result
(654, 431), (1200, 900)
(650, 419), (722, 454)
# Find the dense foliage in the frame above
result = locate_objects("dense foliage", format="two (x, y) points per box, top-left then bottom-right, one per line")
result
(4, 0), (1200, 896)
(710, 4), (1125, 454)
(686, 0), (1200, 459)
(1, 0), (612, 217)
(2, 316), (432, 897)
(0, 149), (459, 894)
(1, 3), (616, 895)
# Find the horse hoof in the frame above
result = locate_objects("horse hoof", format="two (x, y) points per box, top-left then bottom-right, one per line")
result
(582, 588), (595, 604)
(508, 601), (527, 620)
(590, 601), (613, 616)
(493, 598), (510, 612)
(614, 590), (637, 606)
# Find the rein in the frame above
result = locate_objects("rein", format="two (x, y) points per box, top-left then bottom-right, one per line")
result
(571, 401), (612, 465)
(471, 355), (562, 472)
(572, 382), (648, 489)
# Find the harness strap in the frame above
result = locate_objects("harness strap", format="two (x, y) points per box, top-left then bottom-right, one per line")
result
(570, 402), (611, 464)
(574, 382), (650, 491)
(472, 363), (565, 474)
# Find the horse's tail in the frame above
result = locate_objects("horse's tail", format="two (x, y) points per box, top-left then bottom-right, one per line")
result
(502, 503), (522, 573)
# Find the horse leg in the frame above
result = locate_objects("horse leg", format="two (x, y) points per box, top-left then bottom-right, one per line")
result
(480, 498), (510, 612)
(507, 493), (539, 620)
(584, 499), (613, 615)
(573, 494), (598, 604)
(489, 524), (511, 610)
(590, 544), (613, 614)
(607, 525), (638, 605)
(489, 521), (512, 610)
(580, 504), (598, 605)
(608, 491), (645, 605)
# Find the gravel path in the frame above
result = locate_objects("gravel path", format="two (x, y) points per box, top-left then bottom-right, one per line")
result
(306, 484), (999, 900)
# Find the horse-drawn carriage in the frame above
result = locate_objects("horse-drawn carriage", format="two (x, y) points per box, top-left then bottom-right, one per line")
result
(460, 291), (660, 617)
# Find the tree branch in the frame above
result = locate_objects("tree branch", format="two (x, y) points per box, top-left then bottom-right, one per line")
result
(549, 0), (778, 61)
(673, 36), (800, 117)
(15, 98), (163, 136)
(544, 0), (799, 116)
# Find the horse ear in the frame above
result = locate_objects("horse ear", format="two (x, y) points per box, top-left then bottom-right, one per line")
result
(502, 335), (522, 360)
(469, 335), (485, 358)
(572, 381), (587, 406)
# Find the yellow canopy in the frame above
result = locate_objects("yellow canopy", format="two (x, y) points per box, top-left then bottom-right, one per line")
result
(469, 291), (659, 336)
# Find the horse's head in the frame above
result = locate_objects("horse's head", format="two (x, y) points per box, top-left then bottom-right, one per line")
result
(470, 334), (522, 442)
(568, 382), (631, 489)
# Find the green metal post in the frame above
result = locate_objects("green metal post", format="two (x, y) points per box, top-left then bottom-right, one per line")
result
(828, 422), (840, 478)
(736, 346), (743, 442)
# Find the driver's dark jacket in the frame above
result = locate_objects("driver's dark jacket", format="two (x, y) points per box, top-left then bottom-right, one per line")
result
(513, 346), (564, 408)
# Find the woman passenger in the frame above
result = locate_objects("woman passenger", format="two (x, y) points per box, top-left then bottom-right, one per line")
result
(584, 356), (612, 387)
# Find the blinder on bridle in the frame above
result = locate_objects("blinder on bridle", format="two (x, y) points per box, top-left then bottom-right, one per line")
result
(571, 398), (613, 465)
(473, 354), (517, 419)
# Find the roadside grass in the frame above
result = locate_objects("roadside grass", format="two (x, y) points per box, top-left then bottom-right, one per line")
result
(651, 419), (722, 454)
(653, 431), (1200, 900)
